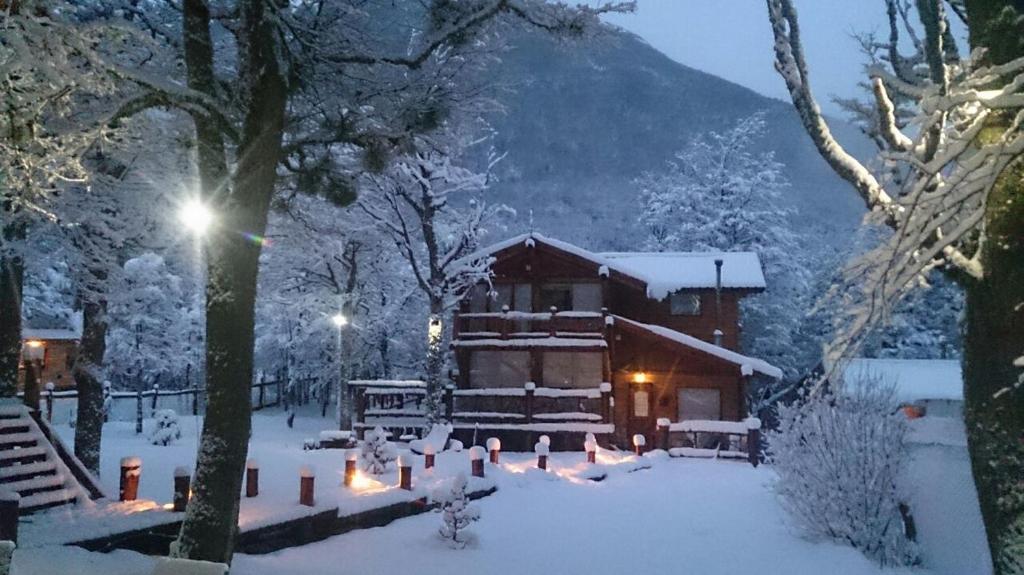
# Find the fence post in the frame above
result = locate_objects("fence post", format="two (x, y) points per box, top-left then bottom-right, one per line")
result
(599, 382), (612, 424)
(44, 383), (54, 422)
(258, 376), (266, 409)
(656, 418), (671, 451)
(192, 386), (199, 416)
(548, 306), (557, 337)
(470, 446), (485, 478)
(398, 455), (412, 490)
(151, 384), (160, 416)
(135, 390), (143, 435)
(120, 457), (141, 501)
(355, 388), (366, 440)
(103, 382), (111, 423)
(487, 437), (501, 464)
(444, 385), (454, 423)
(524, 382), (535, 424)
(173, 467), (191, 512)
(246, 459), (260, 497)
(0, 492), (19, 545)
(746, 417), (762, 468)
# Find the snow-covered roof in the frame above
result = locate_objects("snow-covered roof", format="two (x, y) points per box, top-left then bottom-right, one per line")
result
(612, 315), (782, 379)
(599, 252), (766, 297)
(22, 328), (80, 341)
(842, 358), (963, 403)
(455, 233), (765, 300)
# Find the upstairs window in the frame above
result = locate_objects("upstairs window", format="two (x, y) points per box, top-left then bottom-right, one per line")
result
(542, 351), (604, 388)
(469, 350), (530, 388)
(539, 283), (573, 312)
(538, 282), (602, 312)
(670, 293), (702, 316)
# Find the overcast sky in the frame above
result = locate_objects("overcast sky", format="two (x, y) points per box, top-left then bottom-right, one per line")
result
(593, 1), (967, 115)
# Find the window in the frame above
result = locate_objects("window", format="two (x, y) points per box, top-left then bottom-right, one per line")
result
(670, 292), (702, 316)
(677, 388), (721, 421)
(633, 389), (650, 417)
(469, 351), (530, 388)
(468, 284), (488, 313)
(542, 351), (604, 388)
(571, 283), (602, 312)
(492, 284), (513, 311)
(539, 283), (572, 312)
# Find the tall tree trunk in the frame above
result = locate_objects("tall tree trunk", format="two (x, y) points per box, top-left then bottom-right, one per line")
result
(962, 2), (1024, 572)
(73, 299), (107, 474)
(172, 0), (287, 563)
(337, 242), (359, 430)
(0, 253), (23, 399)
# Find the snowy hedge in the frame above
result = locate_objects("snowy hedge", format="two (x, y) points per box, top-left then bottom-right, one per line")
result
(769, 378), (918, 566)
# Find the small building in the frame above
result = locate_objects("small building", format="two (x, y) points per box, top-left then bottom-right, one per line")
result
(19, 327), (81, 390)
(842, 358), (964, 418)
(449, 233), (781, 447)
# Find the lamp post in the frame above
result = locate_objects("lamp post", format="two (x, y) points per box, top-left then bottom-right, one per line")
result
(332, 312), (352, 430)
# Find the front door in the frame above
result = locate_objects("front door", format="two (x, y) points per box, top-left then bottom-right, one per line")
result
(627, 382), (654, 447)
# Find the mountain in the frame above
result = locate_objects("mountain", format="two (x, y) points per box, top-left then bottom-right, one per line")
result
(481, 27), (873, 252)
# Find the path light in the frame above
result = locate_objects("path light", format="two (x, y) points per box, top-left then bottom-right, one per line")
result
(633, 434), (646, 456)
(179, 199), (214, 236)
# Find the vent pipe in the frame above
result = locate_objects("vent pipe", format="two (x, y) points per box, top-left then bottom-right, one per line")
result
(714, 259), (723, 345)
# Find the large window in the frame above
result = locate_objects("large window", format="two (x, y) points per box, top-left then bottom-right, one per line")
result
(469, 351), (530, 388)
(677, 388), (721, 421)
(542, 351), (604, 388)
(538, 283), (572, 312)
(538, 282), (602, 312)
(670, 292), (702, 316)
(571, 283), (602, 312)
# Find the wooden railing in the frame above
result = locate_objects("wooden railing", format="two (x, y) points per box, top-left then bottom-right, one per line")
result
(453, 309), (607, 340)
(350, 380), (614, 438)
(655, 417), (762, 466)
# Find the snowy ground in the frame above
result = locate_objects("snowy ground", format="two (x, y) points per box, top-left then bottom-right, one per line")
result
(12, 408), (991, 575)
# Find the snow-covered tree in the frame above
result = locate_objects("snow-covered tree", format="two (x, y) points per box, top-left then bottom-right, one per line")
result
(635, 111), (814, 381)
(770, 374), (917, 566)
(360, 426), (398, 475)
(361, 131), (510, 425)
(436, 471), (480, 549)
(149, 409), (183, 446)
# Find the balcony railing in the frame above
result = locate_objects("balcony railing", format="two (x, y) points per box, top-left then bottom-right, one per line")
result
(453, 309), (608, 340)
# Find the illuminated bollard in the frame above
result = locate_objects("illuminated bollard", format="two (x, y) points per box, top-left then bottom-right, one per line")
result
(486, 437), (501, 464)
(632, 434), (646, 456)
(469, 446), (485, 478)
(173, 467), (191, 512)
(119, 456), (141, 502)
(344, 450), (358, 487)
(535, 441), (549, 470)
(584, 436), (597, 464)
(299, 466), (315, 507)
(538, 434), (551, 448)
(424, 443), (436, 469)
(656, 418), (671, 451)
(245, 459), (259, 498)
(398, 455), (413, 491)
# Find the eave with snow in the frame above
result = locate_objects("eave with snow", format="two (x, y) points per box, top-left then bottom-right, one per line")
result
(447, 233), (780, 448)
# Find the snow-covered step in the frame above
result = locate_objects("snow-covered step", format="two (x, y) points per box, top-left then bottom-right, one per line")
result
(0, 418), (32, 433)
(0, 460), (58, 480)
(0, 445), (48, 464)
(19, 488), (77, 512)
(0, 432), (39, 446)
(3, 473), (65, 495)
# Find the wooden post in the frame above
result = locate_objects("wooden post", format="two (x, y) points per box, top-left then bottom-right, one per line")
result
(656, 418), (671, 451)
(548, 306), (557, 337)
(119, 456), (141, 502)
(44, 382), (54, 422)
(355, 388), (366, 440)
(398, 456), (412, 491)
(173, 467), (191, 511)
(299, 466), (315, 506)
(0, 492), (19, 544)
(246, 459), (259, 497)
(423, 444), (436, 470)
(535, 441), (549, 470)
(22, 359), (40, 413)
(444, 385), (455, 423)
(258, 377), (266, 409)
(135, 390), (143, 434)
(470, 446), (485, 478)
(150, 383), (160, 415)
(191, 386), (199, 416)
(486, 437), (501, 464)
(599, 382), (612, 424)
(500, 305), (510, 339)
(524, 382), (535, 424)
(632, 434), (646, 456)
(103, 381), (111, 423)
(344, 451), (358, 487)
(746, 418), (761, 468)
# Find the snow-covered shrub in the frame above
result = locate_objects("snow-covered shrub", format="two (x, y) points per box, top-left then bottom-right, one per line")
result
(149, 409), (182, 446)
(435, 472), (480, 549)
(361, 426), (397, 475)
(769, 376), (917, 566)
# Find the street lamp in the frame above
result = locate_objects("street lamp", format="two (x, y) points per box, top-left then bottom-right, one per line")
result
(331, 313), (348, 328)
(179, 199), (214, 236)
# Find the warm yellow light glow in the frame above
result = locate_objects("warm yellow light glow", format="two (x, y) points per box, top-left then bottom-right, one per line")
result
(428, 317), (443, 342)
(631, 372), (649, 384)
(25, 340), (44, 348)
(179, 199), (214, 235)
(331, 313), (348, 328)
(346, 470), (389, 493)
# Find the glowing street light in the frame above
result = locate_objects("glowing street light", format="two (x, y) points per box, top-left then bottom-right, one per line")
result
(331, 313), (349, 328)
(179, 199), (214, 236)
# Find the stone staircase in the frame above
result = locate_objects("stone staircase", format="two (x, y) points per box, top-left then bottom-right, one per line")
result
(0, 405), (95, 515)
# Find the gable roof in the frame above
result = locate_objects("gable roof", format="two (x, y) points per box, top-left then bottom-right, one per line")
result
(612, 315), (782, 379)
(455, 233), (765, 300)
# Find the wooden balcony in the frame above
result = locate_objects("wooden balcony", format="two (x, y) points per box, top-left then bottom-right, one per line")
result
(453, 309), (607, 341)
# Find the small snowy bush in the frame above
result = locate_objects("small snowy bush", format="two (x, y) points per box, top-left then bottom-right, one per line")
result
(435, 472), (480, 548)
(361, 426), (397, 475)
(149, 409), (182, 446)
(769, 376), (917, 566)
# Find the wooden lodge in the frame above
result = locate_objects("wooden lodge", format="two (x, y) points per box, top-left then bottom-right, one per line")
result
(355, 233), (781, 454)
(18, 328), (80, 391)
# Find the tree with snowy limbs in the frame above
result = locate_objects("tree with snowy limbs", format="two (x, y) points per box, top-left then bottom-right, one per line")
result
(766, 1), (1024, 569)
(360, 426), (397, 475)
(436, 472), (480, 549)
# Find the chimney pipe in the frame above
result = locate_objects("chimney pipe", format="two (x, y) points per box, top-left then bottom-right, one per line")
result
(714, 259), (723, 345)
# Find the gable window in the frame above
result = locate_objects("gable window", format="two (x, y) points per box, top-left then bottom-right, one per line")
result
(539, 283), (573, 312)
(571, 283), (602, 312)
(678, 388), (721, 421)
(542, 351), (604, 388)
(469, 350), (530, 388)
(670, 292), (702, 316)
